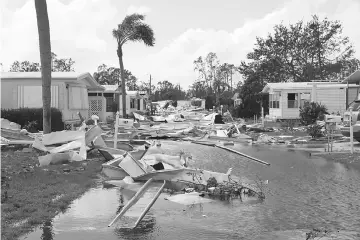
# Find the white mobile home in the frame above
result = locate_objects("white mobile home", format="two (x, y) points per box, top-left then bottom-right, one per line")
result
(0, 72), (105, 122)
(261, 82), (360, 120)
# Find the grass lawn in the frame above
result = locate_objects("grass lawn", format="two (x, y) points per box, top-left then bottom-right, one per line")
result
(315, 152), (360, 171)
(1, 146), (104, 240)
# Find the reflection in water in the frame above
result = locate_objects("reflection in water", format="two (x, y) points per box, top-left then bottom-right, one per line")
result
(114, 213), (157, 240)
(41, 219), (54, 240)
(116, 193), (125, 214)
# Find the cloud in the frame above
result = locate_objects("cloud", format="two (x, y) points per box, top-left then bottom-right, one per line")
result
(126, 5), (151, 15)
(1, 0), (359, 90)
(1, 0), (118, 70)
(138, 0), (360, 89)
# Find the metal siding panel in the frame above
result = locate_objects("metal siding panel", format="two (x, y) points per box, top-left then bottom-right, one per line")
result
(17, 85), (23, 108)
(51, 85), (59, 108)
(58, 84), (65, 110)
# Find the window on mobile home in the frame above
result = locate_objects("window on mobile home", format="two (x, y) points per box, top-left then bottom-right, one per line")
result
(288, 93), (298, 108)
(300, 93), (311, 107)
(130, 98), (135, 108)
(17, 85), (59, 108)
(69, 87), (89, 109)
(104, 93), (115, 112)
(270, 93), (280, 108)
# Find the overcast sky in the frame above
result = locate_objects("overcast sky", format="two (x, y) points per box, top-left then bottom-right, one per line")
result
(1, 0), (360, 89)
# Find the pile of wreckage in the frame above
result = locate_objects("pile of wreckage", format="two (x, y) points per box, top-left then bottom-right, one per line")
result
(130, 111), (253, 144)
(1, 114), (270, 229)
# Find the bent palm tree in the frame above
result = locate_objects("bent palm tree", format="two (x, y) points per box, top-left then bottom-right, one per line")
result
(35, 0), (52, 133)
(112, 14), (155, 117)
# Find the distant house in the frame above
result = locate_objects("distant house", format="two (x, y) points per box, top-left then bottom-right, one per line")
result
(88, 85), (149, 120)
(88, 85), (118, 122)
(261, 81), (360, 120)
(119, 90), (149, 115)
(0, 72), (104, 125)
(231, 93), (242, 107)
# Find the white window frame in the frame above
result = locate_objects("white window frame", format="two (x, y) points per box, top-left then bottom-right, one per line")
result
(68, 86), (89, 110)
(130, 98), (135, 109)
(287, 93), (299, 108)
(17, 85), (59, 108)
(270, 92), (280, 109)
(300, 92), (311, 107)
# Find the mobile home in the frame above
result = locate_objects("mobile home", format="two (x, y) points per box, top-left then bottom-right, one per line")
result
(261, 82), (360, 120)
(0, 72), (105, 125)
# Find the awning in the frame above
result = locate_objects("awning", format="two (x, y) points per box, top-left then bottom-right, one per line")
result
(342, 70), (360, 84)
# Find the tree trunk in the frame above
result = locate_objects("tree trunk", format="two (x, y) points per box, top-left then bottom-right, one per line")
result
(117, 47), (127, 118)
(35, 0), (52, 134)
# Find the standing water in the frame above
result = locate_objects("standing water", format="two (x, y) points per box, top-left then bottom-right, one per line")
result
(21, 141), (360, 240)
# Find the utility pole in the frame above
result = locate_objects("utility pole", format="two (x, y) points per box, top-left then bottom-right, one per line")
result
(149, 74), (152, 115)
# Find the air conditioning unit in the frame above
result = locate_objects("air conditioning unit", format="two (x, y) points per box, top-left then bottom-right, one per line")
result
(325, 115), (342, 123)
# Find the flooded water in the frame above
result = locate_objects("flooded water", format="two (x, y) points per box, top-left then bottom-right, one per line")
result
(21, 141), (360, 240)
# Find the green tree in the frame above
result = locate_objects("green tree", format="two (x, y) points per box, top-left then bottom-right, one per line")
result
(112, 14), (155, 117)
(241, 15), (359, 83)
(51, 52), (75, 72)
(34, 0), (52, 133)
(93, 64), (139, 90)
(237, 15), (359, 117)
(187, 81), (207, 99)
(138, 80), (155, 94)
(193, 52), (236, 107)
(9, 61), (41, 72)
(9, 53), (75, 72)
(154, 80), (185, 101)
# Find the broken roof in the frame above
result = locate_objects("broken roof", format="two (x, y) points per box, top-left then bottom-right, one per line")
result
(342, 70), (360, 84)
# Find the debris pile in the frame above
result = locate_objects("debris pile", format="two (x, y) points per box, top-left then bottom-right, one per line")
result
(1, 116), (105, 167)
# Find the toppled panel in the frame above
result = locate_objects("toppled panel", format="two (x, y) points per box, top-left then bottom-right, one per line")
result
(118, 154), (147, 178)
(42, 131), (85, 146)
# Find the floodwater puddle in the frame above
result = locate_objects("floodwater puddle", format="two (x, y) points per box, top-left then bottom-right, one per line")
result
(21, 141), (360, 240)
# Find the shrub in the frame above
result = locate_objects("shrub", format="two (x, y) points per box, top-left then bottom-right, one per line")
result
(191, 99), (202, 107)
(1, 108), (64, 132)
(307, 124), (323, 138)
(299, 101), (328, 126)
(281, 119), (297, 132)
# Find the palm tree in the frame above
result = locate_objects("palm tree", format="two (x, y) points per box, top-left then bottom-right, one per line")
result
(34, 0), (52, 133)
(112, 14), (155, 117)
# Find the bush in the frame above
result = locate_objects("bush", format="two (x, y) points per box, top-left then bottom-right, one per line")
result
(307, 124), (323, 138)
(191, 99), (202, 107)
(1, 108), (64, 132)
(299, 101), (328, 126)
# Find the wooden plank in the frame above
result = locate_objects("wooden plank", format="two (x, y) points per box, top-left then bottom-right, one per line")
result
(215, 145), (270, 166)
(108, 178), (154, 227)
(133, 180), (166, 229)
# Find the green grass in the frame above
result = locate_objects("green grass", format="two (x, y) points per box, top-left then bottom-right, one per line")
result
(1, 148), (104, 240)
(316, 152), (360, 171)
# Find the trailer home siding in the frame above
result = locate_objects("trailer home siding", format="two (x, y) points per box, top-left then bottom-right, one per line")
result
(316, 88), (346, 114)
(0, 72), (104, 122)
(262, 82), (359, 120)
